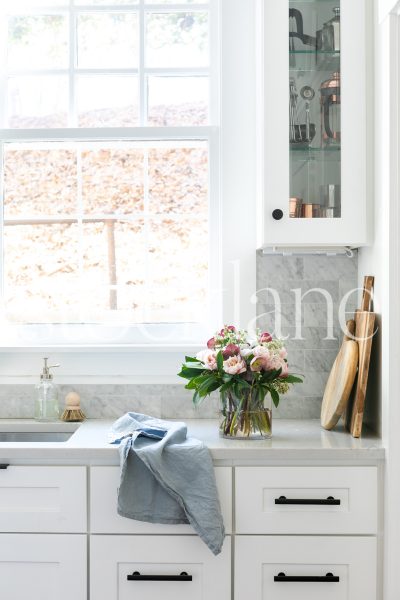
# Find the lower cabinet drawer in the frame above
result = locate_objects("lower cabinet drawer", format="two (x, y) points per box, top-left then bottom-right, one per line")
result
(90, 535), (231, 600)
(235, 536), (376, 600)
(0, 466), (87, 532)
(90, 465), (232, 533)
(235, 466), (377, 534)
(0, 534), (86, 600)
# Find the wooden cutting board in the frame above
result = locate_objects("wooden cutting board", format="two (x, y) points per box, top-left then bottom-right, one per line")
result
(321, 320), (359, 430)
(346, 311), (376, 438)
(346, 276), (376, 438)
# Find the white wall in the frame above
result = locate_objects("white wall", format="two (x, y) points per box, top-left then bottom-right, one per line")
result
(359, 7), (400, 599)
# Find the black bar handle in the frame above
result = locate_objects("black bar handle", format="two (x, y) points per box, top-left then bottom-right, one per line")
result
(0, 464), (9, 470)
(127, 571), (192, 582)
(274, 572), (340, 583)
(275, 495), (340, 506)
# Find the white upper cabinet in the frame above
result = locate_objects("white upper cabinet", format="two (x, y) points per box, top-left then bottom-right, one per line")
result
(260, 0), (372, 247)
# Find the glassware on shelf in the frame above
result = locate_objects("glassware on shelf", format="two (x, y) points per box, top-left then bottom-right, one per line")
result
(317, 7), (340, 52)
(320, 71), (341, 146)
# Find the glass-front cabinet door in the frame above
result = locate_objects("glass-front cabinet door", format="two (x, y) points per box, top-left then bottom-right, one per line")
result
(262, 0), (371, 246)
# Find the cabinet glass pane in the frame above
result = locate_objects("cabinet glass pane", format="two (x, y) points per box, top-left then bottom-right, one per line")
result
(289, 0), (341, 219)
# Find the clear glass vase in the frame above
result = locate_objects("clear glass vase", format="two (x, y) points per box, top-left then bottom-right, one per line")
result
(219, 389), (272, 440)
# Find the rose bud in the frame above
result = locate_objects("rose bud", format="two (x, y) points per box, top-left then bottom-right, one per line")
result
(222, 343), (240, 359)
(207, 337), (216, 349)
(259, 331), (272, 343)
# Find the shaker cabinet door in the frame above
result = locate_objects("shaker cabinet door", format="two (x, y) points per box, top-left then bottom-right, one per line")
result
(90, 535), (231, 600)
(0, 534), (86, 600)
(235, 536), (376, 600)
(262, 0), (370, 246)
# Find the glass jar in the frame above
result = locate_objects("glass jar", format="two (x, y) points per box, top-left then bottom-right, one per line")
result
(219, 389), (272, 440)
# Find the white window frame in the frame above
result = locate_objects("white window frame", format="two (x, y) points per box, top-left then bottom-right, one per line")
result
(0, 0), (258, 384)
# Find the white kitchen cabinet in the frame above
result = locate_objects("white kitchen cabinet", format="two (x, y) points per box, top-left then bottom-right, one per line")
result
(90, 465), (232, 534)
(235, 535), (376, 600)
(235, 466), (377, 534)
(0, 465), (86, 532)
(90, 535), (231, 600)
(261, 0), (371, 246)
(0, 534), (86, 600)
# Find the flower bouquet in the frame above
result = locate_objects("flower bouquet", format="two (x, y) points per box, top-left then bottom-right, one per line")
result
(178, 326), (303, 439)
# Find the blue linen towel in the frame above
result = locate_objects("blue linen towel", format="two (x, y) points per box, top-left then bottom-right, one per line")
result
(109, 412), (225, 555)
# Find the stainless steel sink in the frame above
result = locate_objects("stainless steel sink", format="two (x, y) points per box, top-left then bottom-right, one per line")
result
(0, 432), (73, 443)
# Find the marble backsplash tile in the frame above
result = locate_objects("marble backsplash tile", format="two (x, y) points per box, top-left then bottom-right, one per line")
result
(0, 252), (358, 421)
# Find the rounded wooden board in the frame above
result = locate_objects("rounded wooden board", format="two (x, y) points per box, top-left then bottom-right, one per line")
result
(321, 340), (359, 430)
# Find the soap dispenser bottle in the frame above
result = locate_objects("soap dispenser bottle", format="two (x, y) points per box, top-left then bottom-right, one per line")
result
(35, 358), (60, 421)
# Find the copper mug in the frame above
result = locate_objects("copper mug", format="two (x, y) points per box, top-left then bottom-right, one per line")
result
(289, 197), (303, 218)
(301, 203), (321, 218)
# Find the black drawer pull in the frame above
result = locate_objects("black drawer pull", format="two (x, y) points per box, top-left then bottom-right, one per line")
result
(0, 464), (9, 470)
(275, 495), (340, 505)
(274, 572), (340, 583)
(127, 571), (192, 582)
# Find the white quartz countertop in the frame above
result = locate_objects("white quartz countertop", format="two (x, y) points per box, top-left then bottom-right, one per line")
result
(0, 419), (384, 464)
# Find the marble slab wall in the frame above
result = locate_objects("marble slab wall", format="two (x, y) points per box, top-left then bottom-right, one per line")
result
(256, 250), (358, 419)
(0, 252), (358, 420)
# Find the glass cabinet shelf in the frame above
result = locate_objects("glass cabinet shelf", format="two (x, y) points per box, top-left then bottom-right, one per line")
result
(290, 147), (341, 162)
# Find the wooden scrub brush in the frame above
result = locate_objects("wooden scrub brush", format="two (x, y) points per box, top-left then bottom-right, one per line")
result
(61, 391), (86, 422)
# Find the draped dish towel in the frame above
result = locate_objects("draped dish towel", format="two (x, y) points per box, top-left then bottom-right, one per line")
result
(109, 412), (225, 555)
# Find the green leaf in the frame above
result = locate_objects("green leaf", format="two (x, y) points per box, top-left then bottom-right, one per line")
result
(217, 351), (224, 372)
(185, 356), (200, 363)
(285, 375), (304, 384)
(270, 387), (280, 408)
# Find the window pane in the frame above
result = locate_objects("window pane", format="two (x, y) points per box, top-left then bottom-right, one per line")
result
(145, 0), (201, 3)
(77, 13), (139, 68)
(7, 15), (68, 70)
(147, 76), (208, 126)
(4, 223), (80, 323)
(82, 220), (146, 319)
(75, 0), (137, 4)
(146, 12), (209, 68)
(82, 148), (144, 214)
(148, 218), (208, 322)
(4, 147), (77, 217)
(77, 76), (139, 127)
(7, 76), (68, 128)
(148, 146), (208, 214)
(4, 0), (68, 8)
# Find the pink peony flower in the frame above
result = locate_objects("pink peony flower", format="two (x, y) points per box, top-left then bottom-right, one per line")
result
(250, 356), (264, 372)
(222, 343), (240, 359)
(279, 347), (288, 360)
(196, 349), (218, 371)
(223, 355), (247, 375)
(279, 361), (289, 378)
(259, 331), (273, 343)
(240, 347), (253, 358)
(207, 337), (216, 349)
(220, 325), (236, 335)
(253, 345), (270, 359)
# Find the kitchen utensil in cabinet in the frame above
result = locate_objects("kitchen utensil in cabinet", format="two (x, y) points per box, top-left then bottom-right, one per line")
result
(300, 85), (315, 143)
(320, 72), (341, 146)
(317, 7), (341, 52)
(289, 8), (316, 48)
(346, 276), (376, 438)
(290, 80), (316, 145)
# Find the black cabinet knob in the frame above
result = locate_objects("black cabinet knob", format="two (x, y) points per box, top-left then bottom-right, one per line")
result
(272, 209), (284, 220)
